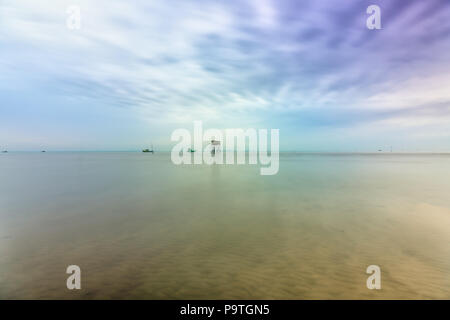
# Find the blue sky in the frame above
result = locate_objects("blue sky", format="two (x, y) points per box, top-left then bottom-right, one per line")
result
(1, 0), (450, 151)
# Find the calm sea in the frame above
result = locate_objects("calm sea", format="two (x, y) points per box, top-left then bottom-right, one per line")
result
(0, 152), (449, 299)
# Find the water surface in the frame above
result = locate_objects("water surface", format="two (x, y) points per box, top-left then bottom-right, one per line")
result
(0, 152), (449, 299)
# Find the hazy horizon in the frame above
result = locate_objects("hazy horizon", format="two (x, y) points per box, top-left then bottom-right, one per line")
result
(3, 150), (450, 154)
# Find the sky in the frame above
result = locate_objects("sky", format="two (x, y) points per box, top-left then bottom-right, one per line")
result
(1, 0), (450, 151)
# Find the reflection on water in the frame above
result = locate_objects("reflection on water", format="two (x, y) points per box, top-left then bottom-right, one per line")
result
(0, 152), (449, 299)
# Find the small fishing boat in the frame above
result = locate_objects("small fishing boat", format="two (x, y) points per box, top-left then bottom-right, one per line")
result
(142, 144), (154, 153)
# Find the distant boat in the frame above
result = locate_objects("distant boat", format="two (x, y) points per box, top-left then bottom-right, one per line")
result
(142, 144), (154, 153)
(187, 148), (195, 153)
(1, 150), (7, 153)
(41, 150), (46, 153)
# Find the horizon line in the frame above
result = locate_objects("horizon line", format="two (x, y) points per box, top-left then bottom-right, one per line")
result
(2, 150), (450, 154)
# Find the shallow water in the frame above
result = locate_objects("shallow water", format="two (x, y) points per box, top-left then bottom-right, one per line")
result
(0, 152), (449, 299)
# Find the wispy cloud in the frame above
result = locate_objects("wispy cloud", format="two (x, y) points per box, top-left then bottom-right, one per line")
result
(1, 0), (450, 150)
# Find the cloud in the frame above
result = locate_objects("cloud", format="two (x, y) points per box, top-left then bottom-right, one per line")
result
(1, 0), (450, 149)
